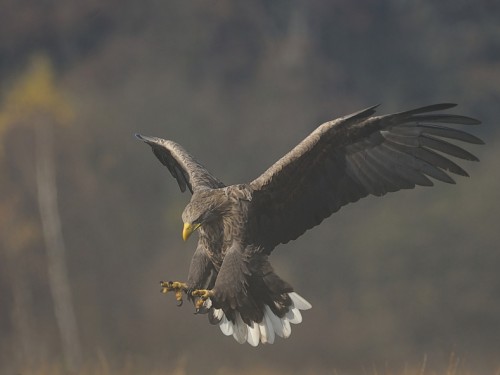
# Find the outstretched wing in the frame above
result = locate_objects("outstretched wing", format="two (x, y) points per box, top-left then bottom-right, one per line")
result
(249, 103), (483, 250)
(136, 134), (225, 193)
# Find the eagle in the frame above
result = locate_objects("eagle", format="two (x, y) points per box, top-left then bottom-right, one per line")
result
(136, 103), (482, 346)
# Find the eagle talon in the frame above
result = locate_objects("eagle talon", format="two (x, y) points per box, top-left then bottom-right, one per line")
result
(159, 280), (188, 305)
(191, 289), (214, 310)
(195, 299), (204, 310)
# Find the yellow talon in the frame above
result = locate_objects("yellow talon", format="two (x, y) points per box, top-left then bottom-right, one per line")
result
(195, 298), (205, 310)
(160, 281), (188, 306)
(191, 289), (214, 310)
(191, 289), (214, 298)
(175, 289), (183, 303)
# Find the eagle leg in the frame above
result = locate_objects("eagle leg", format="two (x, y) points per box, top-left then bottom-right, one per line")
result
(160, 281), (188, 306)
(191, 289), (214, 311)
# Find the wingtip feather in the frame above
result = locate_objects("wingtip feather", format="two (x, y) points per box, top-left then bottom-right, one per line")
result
(135, 133), (162, 146)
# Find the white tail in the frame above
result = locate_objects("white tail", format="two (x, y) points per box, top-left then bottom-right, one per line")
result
(207, 292), (311, 346)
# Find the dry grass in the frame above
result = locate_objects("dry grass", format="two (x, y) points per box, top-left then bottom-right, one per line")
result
(13, 353), (500, 375)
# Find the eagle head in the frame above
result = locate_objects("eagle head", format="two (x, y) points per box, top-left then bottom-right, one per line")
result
(181, 189), (229, 241)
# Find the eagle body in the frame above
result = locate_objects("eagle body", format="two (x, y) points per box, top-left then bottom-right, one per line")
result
(136, 103), (483, 346)
(182, 185), (255, 269)
(183, 184), (299, 333)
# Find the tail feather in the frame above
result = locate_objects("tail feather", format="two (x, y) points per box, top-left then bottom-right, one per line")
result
(246, 321), (260, 347)
(289, 291), (312, 310)
(258, 312), (274, 344)
(286, 306), (302, 324)
(206, 291), (311, 346)
(232, 313), (247, 344)
(219, 314), (233, 336)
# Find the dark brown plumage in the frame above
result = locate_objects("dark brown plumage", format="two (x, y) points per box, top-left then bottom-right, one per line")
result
(136, 103), (483, 346)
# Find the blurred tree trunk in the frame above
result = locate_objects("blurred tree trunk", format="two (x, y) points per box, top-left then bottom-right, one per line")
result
(35, 119), (82, 372)
(10, 257), (41, 369)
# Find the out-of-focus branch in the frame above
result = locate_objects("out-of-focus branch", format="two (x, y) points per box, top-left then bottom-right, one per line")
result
(35, 120), (82, 373)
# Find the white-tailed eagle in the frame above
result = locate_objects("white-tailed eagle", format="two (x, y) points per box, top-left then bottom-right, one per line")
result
(136, 103), (482, 346)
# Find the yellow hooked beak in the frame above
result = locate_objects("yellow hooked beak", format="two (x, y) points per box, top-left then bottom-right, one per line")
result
(182, 222), (200, 241)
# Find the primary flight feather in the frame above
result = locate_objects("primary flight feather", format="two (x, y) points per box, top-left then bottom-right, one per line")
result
(136, 103), (483, 346)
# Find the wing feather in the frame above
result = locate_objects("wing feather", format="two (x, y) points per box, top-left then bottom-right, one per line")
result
(136, 134), (225, 193)
(250, 104), (483, 250)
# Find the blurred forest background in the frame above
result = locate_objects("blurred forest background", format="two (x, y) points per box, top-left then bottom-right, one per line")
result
(0, 1), (499, 374)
